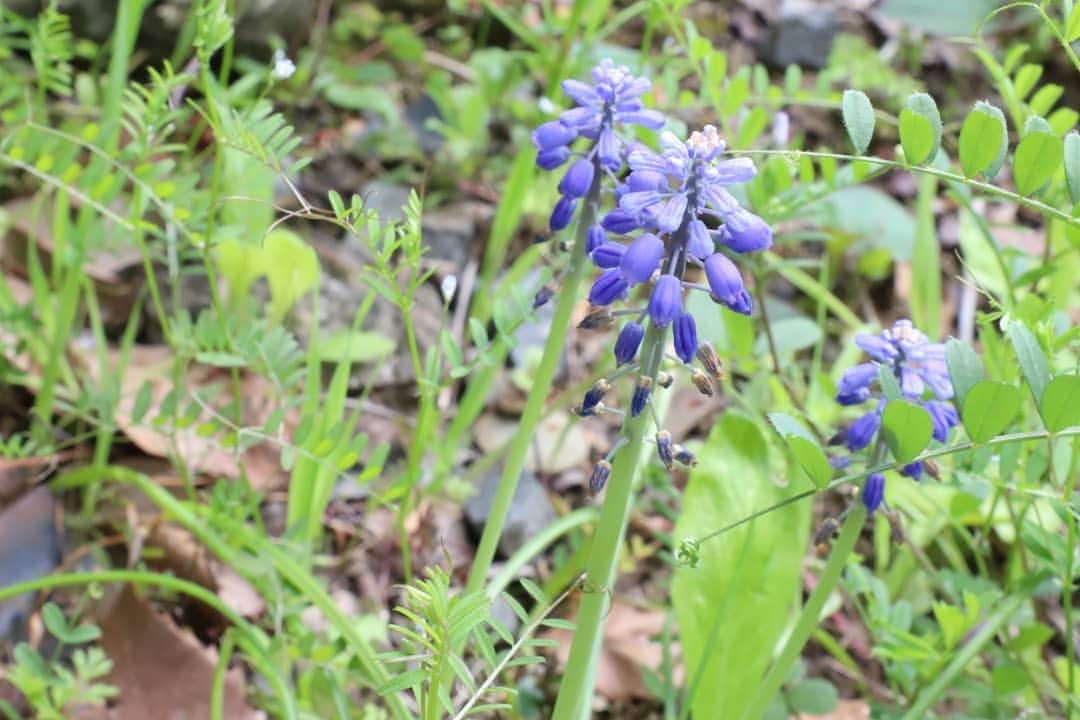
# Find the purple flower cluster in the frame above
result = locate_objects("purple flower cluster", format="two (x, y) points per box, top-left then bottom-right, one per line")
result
(531, 60), (664, 232)
(834, 319), (959, 511)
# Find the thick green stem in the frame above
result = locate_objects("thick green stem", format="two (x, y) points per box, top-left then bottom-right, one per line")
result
(464, 169), (601, 595)
(551, 320), (667, 720)
(740, 503), (867, 720)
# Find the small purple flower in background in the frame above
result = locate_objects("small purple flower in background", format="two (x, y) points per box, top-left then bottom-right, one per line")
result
(531, 59), (665, 232)
(835, 318), (959, 474)
(862, 472), (885, 513)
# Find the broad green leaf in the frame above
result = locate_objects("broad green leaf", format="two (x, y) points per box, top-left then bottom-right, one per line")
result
(879, 0), (1001, 35)
(899, 108), (935, 165)
(786, 679), (838, 715)
(961, 381), (1021, 442)
(881, 400), (933, 463)
(806, 186), (916, 260)
(958, 106), (1005, 178)
(1014, 63), (1043, 101)
(841, 90), (875, 154)
(1006, 321), (1050, 407)
(1040, 375), (1080, 431)
(1068, 2), (1080, 42)
(768, 412), (831, 488)
(1064, 132), (1080, 204)
(1013, 131), (1064, 195)
(899, 93), (942, 164)
(263, 228), (319, 322)
(672, 412), (811, 720)
(317, 330), (396, 363)
(945, 339), (984, 409)
(991, 661), (1029, 696)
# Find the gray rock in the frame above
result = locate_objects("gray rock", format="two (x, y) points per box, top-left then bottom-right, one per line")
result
(0, 488), (60, 638)
(405, 93), (445, 155)
(360, 181), (413, 224)
(762, 0), (839, 69)
(421, 203), (483, 269)
(464, 464), (556, 559)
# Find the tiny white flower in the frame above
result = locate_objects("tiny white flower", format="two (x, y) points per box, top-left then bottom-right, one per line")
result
(440, 275), (458, 304)
(272, 49), (296, 80)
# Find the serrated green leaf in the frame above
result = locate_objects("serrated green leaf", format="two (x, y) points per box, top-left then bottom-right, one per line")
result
(945, 339), (984, 409)
(1064, 132), (1080, 204)
(841, 90), (875, 154)
(961, 381), (1021, 442)
(881, 400), (933, 463)
(1013, 131), (1064, 195)
(958, 107), (1005, 178)
(1006, 321), (1051, 407)
(1040, 375), (1080, 431)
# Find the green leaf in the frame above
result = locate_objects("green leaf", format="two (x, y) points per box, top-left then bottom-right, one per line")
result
(841, 90), (875, 154)
(975, 102), (1010, 178)
(786, 679), (839, 715)
(1064, 132), (1080, 205)
(317, 330), (395, 363)
(1039, 375), (1080, 432)
(877, 364), (903, 402)
(1013, 131), (1064, 195)
(899, 93), (942, 165)
(130, 379), (154, 425)
(768, 412), (832, 488)
(958, 106), (1005, 178)
(991, 661), (1029, 696)
(377, 668), (426, 695)
(945, 339), (984, 409)
(1006, 321), (1051, 408)
(263, 228), (319, 322)
(899, 108), (935, 165)
(881, 400), (933, 463)
(1068, 3), (1080, 42)
(672, 412), (811, 720)
(961, 381), (1022, 442)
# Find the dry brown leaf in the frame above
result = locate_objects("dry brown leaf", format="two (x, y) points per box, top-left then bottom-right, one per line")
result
(544, 600), (682, 702)
(98, 587), (259, 720)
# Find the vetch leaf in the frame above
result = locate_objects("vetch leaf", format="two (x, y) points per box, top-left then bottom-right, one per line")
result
(974, 101), (1010, 178)
(958, 106), (1005, 178)
(1040, 375), (1080, 432)
(1064, 132), (1080, 204)
(1006, 321), (1050, 408)
(317, 330), (396, 363)
(961, 381), (1022, 442)
(768, 412), (831, 488)
(1068, 2), (1080, 42)
(1013, 131), (1064, 195)
(900, 93), (942, 165)
(841, 90), (875, 154)
(881, 400), (933, 463)
(877, 364), (903, 402)
(945, 339), (984, 409)
(672, 412), (811, 720)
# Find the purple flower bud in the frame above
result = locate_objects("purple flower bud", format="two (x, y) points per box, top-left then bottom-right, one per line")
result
(581, 379), (609, 414)
(589, 460), (612, 492)
(549, 195), (577, 231)
(656, 431), (674, 470)
(704, 253), (745, 306)
(620, 233), (664, 284)
(586, 224), (607, 253)
(673, 313), (698, 364)
(631, 376), (653, 417)
(614, 322), (644, 364)
(602, 208), (639, 235)
(647, 274), (682, 328)
(901, 461), (923, 480)
(533, 286), (554, 309)
(687, 219), (713, 259)
(596, 127), (623, 171)
(536, 146), (570, 170)
(855, 333), (899, 362)
(723, 209), (773, 253)
(558, 158), (595, 198)
(591, 241), (626, 269)
(532, 121), (576, 151)
(836, 362), (878, 406)
(862, 472), (885, 513)
(728, 289), (753, 315)
(924, 400), (958, 443)
(845, 410), (881, 451)
(588, 268), (629, 306)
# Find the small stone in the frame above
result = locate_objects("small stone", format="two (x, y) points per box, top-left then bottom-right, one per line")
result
(762, 0), (839, 69)
(464, 464), (557, 558)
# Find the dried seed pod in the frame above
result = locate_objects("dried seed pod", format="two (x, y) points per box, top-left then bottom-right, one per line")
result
(696, 341), (724, 379)
(655, 431), (673, 470)
(690, 369), (714, 397)
(589, 460), (612, 492)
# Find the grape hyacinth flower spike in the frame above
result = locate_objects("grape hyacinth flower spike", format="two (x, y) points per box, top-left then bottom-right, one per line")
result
(833, 319), (959, 506)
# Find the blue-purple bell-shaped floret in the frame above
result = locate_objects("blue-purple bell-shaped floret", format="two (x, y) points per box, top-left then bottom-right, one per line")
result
(591, 241), (626, 269)
(537, 146), (570, 171)
(687, 220), (714, 259)
(722, 209), (773, 253)
(704, 253), (745, 309)
(836, 362), (878, 406)
(925, 400), (959, 443)
(900, 461), (923, 480)
(614, 322), (644, 364)
(845, 410), (881, 451)
(862, 472), (885, 513)
(673, 313), (698, 364)
(630, 377), (652, 417)
(532, 120), (576, 151)
(620, 233), (664, 284)
(647, 274), (682, 328)
(602, 208), (639, 235)
(550, 196), (577, 231)
(589, 268), (629, 305)
(558, 158), (595, 199)
(586, 224), (607, 253)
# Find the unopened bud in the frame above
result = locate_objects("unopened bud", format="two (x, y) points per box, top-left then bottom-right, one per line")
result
(631, 376), (653, 417)
(696, 341), (724, 379)
(655, 431), (673, 470)
(690, 369), (714, 397)
(589, 460), (612, 492)
(533, 285), (555, 309)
